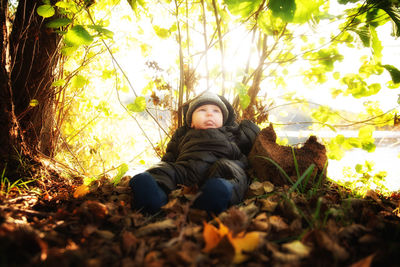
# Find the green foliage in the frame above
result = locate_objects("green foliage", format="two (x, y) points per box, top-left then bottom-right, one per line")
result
(223, 0), (263, 18)
(46, 18), (72, 28)
(0, 166), (36, 197)
(234, 82), (250, 109)
(37, 4), (55, 18)
(382, 64), (400, 84)
(112, 163), (129, 185)
(127, 0), (147, 16)
(43, 0), (399, 192)
(338, 160), (389, 196)
(127, 96), (147, 112)
(64, 25), (94, 46)
(268, 0), (296, 22)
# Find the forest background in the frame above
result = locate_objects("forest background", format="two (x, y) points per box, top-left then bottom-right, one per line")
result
(1, 0), (400, 196)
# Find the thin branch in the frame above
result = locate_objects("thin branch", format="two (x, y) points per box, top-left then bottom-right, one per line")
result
(211, 0), (225, 95)
(200, 0), (210, 89)
(85, 8), (170, 138)
(109, 59), (162, 159)
(175, 0), (185, 127)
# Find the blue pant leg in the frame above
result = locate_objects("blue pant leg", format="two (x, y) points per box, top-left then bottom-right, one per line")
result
(192, 178), (233, 215)
(129, 172), (168, 214)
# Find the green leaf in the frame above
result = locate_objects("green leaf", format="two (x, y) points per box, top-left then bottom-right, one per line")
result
(71, 75), (88, 88)
(29, 99), (39, 107)
(234, 82), (251, 109)
(224, 0), (263, 18)
(292, 0), (324, 24)
(153, 25), (170, 39)
(64, 25), (94, 46)
(61, 45), (78, 56)
(37, 5), (55, 18)
(112, 164), (129, 185)
(127, 96), (146, 112)
(51, 79), (66, 87)
(268, 0), (296, 22)
(333, 72), (340, 80)
(46, 18), (72, 28)
(240, 95), (250, 109)
(370, 26), (382, 61)
(128, 0), (147, 15)
(362, 142), (376, 152)
(88, 25), (114, 39)
(383, 64), (400, 84)
(358, 125), (374, 139)
(257, 10), (286, 36)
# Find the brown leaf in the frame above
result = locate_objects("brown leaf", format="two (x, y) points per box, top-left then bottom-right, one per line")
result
(304, 230), (349, 261)
(251, 213), (270, 232)
(135, 219), (176, 237)
(82, 224), (98, 237)
(338, 224), (369, 241)
(220, 207), (250, 234)
(269, 215), (289, 232)
(259, 197), (278, 212)
(249, 181), (265, 196)
(365, 190), (382, 205)
(79, 200), (108, 220)
(267, 241), (302, 263)
(350, 253), (375, 267)
(95, 229), (115, 239)
(121, 231), (138, 254)
(263, 181), (275, 193)
(281, 240), (311, 258)
(73, 184), (89, 198)
(144, 251), (164, 267)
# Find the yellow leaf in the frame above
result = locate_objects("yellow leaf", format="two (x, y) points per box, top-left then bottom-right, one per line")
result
(73, 184), (89, 198)
(203, 221), (222, 252)
(229, 231), (262, 264)
(202, 218), (230, 252)
(282, 240), (311, 258)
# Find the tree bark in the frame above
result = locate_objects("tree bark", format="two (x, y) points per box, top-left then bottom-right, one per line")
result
(0, 0), (60, 178)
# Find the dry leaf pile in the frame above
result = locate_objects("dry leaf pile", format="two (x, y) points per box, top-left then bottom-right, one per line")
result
(1, 175), (400, 267)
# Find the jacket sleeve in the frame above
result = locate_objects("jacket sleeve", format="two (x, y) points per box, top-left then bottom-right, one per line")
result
(161, 126), (188, 162)
(236, 120), (260, 155)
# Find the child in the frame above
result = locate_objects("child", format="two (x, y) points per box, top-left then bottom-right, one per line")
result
(129, 91), (260, 214)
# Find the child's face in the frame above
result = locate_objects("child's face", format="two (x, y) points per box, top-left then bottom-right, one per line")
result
(191, 104), (224, 129)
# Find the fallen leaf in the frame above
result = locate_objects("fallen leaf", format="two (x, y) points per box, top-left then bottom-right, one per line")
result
(122, 231), (138, 254)
(269, 215), (289, 232)
(229, 231), (263, 264)
(281, 240), (311, 258)
(203, 219), (230, 252)
(263, 181), (274, 193)
(259, 197), (278, 212)
(96, 229), (115, 239)
(267, 241), (302, 263)
(365, 190), (382, 205)
(73, 184), (89, 198)
(304, 230), (349, 261)
(136, 219), (176, 237)
(82, 224), (98, 237)
(79, 200), (108, 220)
(249, 181), (265, 196)
(350, 253), (375, 267)
(252, 213), (270, 232)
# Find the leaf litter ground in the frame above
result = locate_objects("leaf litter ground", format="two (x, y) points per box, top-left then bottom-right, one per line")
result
(1, 174), (400, 267)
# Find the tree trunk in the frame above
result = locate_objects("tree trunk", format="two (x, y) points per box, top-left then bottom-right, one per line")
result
(0, 0), (60, 178)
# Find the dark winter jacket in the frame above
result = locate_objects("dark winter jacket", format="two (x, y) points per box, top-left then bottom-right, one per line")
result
(147, 95), (260, 204)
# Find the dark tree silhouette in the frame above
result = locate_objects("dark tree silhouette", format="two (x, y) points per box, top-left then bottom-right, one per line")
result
(0, 0), (60, 179)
